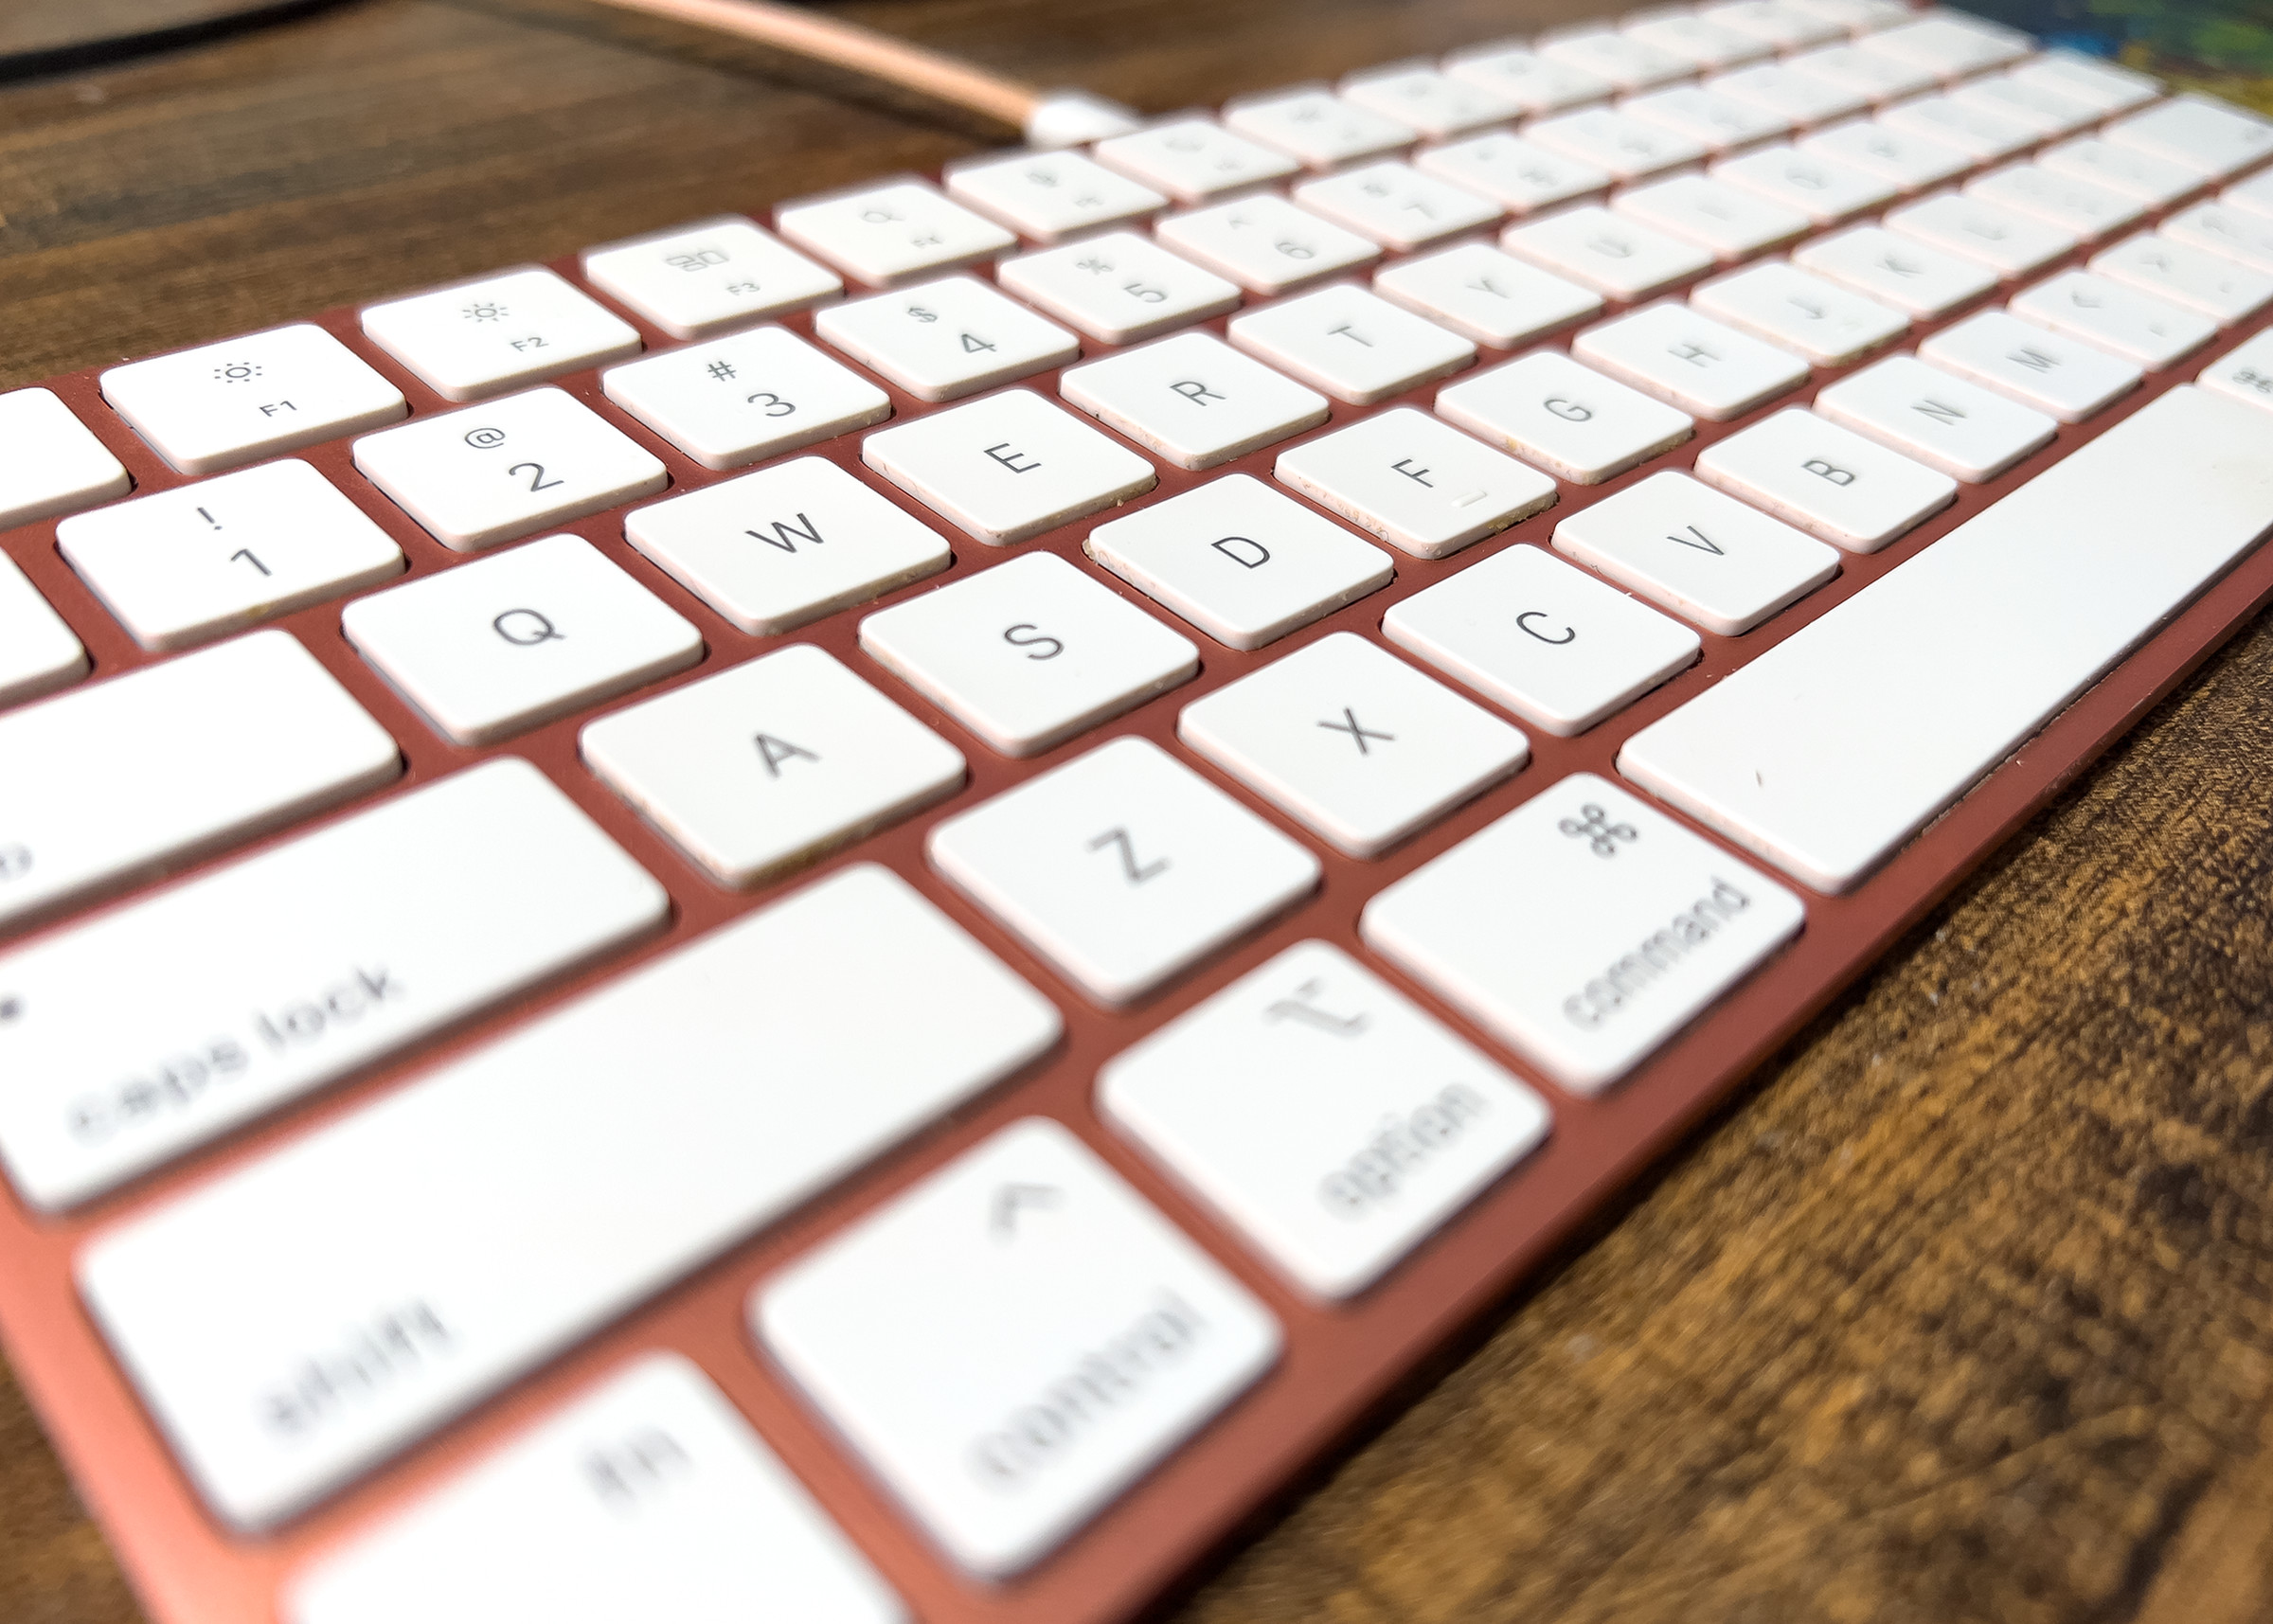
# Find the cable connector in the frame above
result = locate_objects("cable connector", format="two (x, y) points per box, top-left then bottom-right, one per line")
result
(1022, 90), (1144, 148)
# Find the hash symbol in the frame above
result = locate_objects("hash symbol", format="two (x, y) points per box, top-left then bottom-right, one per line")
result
(706, 359), (738, 382)
(1558, 803), (1638, 858)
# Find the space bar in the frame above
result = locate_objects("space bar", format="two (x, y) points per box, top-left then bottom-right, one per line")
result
(1619, 385), (2273, 894)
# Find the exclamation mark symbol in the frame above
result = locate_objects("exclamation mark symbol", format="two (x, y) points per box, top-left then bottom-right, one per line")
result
(197, 508), (220, 528)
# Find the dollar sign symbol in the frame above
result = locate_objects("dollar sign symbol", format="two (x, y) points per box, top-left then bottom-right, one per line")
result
(907, 305), (938, 323)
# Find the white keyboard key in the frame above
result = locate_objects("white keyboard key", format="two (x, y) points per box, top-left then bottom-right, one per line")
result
(1436, 349), (1694, 484)
(1785, 43), (1941, 105)
(1571, 303), (1811, 421)
(1695, 406), (1957, 550)
(2160, 203), (2273, 275)
(814, 275), (1079, 402)
(1813, 352), (2057, 481)
(1362, 771), (1804, 1093)
(1553, 469), (1838, 633)
(943, 149), (1168, 241)
(1291, 160), (1500, 251)
(1084, 473), (1392, 650)
(2039, 136), (2204, 207)
(1883, 191), (2076, 277)
(861, 388), (1154, 545)
(1699, 0), (1846, 51)
(1092, 117), (1301, 204)
(1372, 243), (1603, 349)
(774, 180), (1015, 288)
(580, 215), (842, 339)
(1340, 64), (1522, 138)
(758, 1117), (1279, 1575)
(1797, 119), (1972, 189)
(286, 1354), (904, 1624)
(1412, 132), (1612, 215)
(1918, 308), (2142, 421)
(1221, 88), (1418, 170)
(1154, 194), (1381, 296)
(600, 325), (891, 471)
(1691, 259), (1907, 364)
(80, 861), (1060, 1528)
(1712, 142), (1899, 223)
(351, 387), (668, 552)
(625, 455), (950, 635)
(1792, 223), (1997, 316)
(1276, 406), (1558, 558)
(0, 758), (665, 1211)
(0, 555), (85, 709)
(2198, 329), (2273, 414)
(1524, 107), (1708, 183)
(1501, 205), (1715, 300)
(99, 324), (406, 475)
(0, 630), (399, 930)
(360, 268), (641, 402)
(343, 534), (702, 745)
(1621, 385), (2273, 892)
(1441, 44), (1616, 116)
(859, 552), (1196, 756)
(926, 736), (1319, 1005)
(0, 387), (131, 529)
(2010, 269), (2218, 367)
(2222, 168), (2273, 223)
(2010, 50), (2160, 116)
(2106, 95), (2273, 180)
(1100, 939), (1551, 1297)
(582, 643), (965, 885)
(1783, 0), (1913, 35)
(1061, 330), (1327, 471)
(1964, 162), (2148, 240)
(1876, 95), (2037, 163)
(1179, 631), (1528, 857)
(2092, 232), (2273, 323)
(1620, 86), (1794, 154)
(1948, 75), (2101, 139)
(1538, 29), (1697, 93)
(1858, 12), (2032, 80)
(1705, 62), (1870, 129)
(1625, 14), (1775, 73)
(1611, 172), (1811, 259)
(1382, 543), (1700, 735)
(997, 232), (1241, 346)
(1226, 284), (1476, 405)
(57, 460), (402, 651)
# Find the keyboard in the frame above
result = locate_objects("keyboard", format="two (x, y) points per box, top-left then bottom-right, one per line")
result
(6, 6), (2273, 1620)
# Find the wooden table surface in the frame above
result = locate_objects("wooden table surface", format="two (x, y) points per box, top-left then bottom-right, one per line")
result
(7, 2), (2273, 1620)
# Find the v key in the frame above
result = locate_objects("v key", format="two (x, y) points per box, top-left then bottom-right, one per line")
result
(1667, 524), (1724, 555)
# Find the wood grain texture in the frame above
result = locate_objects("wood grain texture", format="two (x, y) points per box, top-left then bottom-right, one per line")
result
(4, 2), (2273, 1621)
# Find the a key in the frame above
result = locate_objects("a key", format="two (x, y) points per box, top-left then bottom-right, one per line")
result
(1620, 86), (1795, 154)
(1154, 194), (1381, 296)
(1695, 406), (1956, 551)
(1610, 173), (1812, 260)
(0, 387), (131, 529)
(1523, 107), (1708, 183)
(100, 324), (407, 475)
(1084, 473), (1393, 650)
(1690, 259), (1907, 365)
(2039, 137), (2206, 208)
(1290, 160), (1500, 251)
(2197, 329), (2273, 414)
(1440, 44), (1615, 116)
(1712, 143), (1900, 224)
(1275, 405), (1558, 557)
(1411, 132), (1612, 216)
(925, 735), (1320, 1005)
(1797, 119), (1972, 190)
(1570, 303), (1812, 421)
(1947, 75), (2101, 140)
(942, 149), (1168, 242)
(0, 758), (666, 1211)
(1964, 163), (2149, 241)
(1381, 542), (1701, 735)
(1704, 62), (1870, 130)
(285, 1354), (905, 1624)
(1060, 330), (1329, 470)
(2090, 233), (2273, 324)
(343, 534), (703, 745)
(1098, 939), (1552, 1297)
(2009, 270), (2218, 368)
(1791, 224), (1998, 318)
(1875, 95), (2037, 164)
(1501, 205), (1716, 301)
(58, 459), (403, 651)
(1882, 192), (2077, 277)
(351, 387), (668, 552)
(1857, 11), (2032, 80)
(624, 455), (951, 635)
(814, 275), (1079, 402)
(1700, 0), (1847, 51)
(1371, 242), (1603, 349)
(0, 556), (85, 709)
(1620, 385), (2273, 892)
(360, 268), (641, 402)
(1226, 283), (1476, 405)
(860, 388), (1155, 545)
(1624, 13), (1775, 73)
(2008, 50), (2161, 117)
(1917, 308), (2142, 422)
(0, 630), (400, 930)
(1091, 116), (1302, 204)
(1361, 771), (1805, 1093)
(1784, 43), (1941, 105)
(580, 215), (842, 338)
(996, 232), (1241, 346)
(582, 642), (965, 885)
(1536, 28), (1697, 93)
(858, 551), (1197, 756)
(1435, 349), (1694, 484)
(755, 1117), (1280, 1575)
(600, 325), (890, 472)
(773, 180), (1016, 287)
(1813, 352), (2059, 482)
(1338, 65), (1522, 138)
(1178, 631), (1528, 857)
(1552, 468), (1839, 633)
(2105, 95), (2273, 180)
(2159, 204), (2273, 276)
(79, 861), (1060, 1529)
(1220, 88), (1418, 170)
